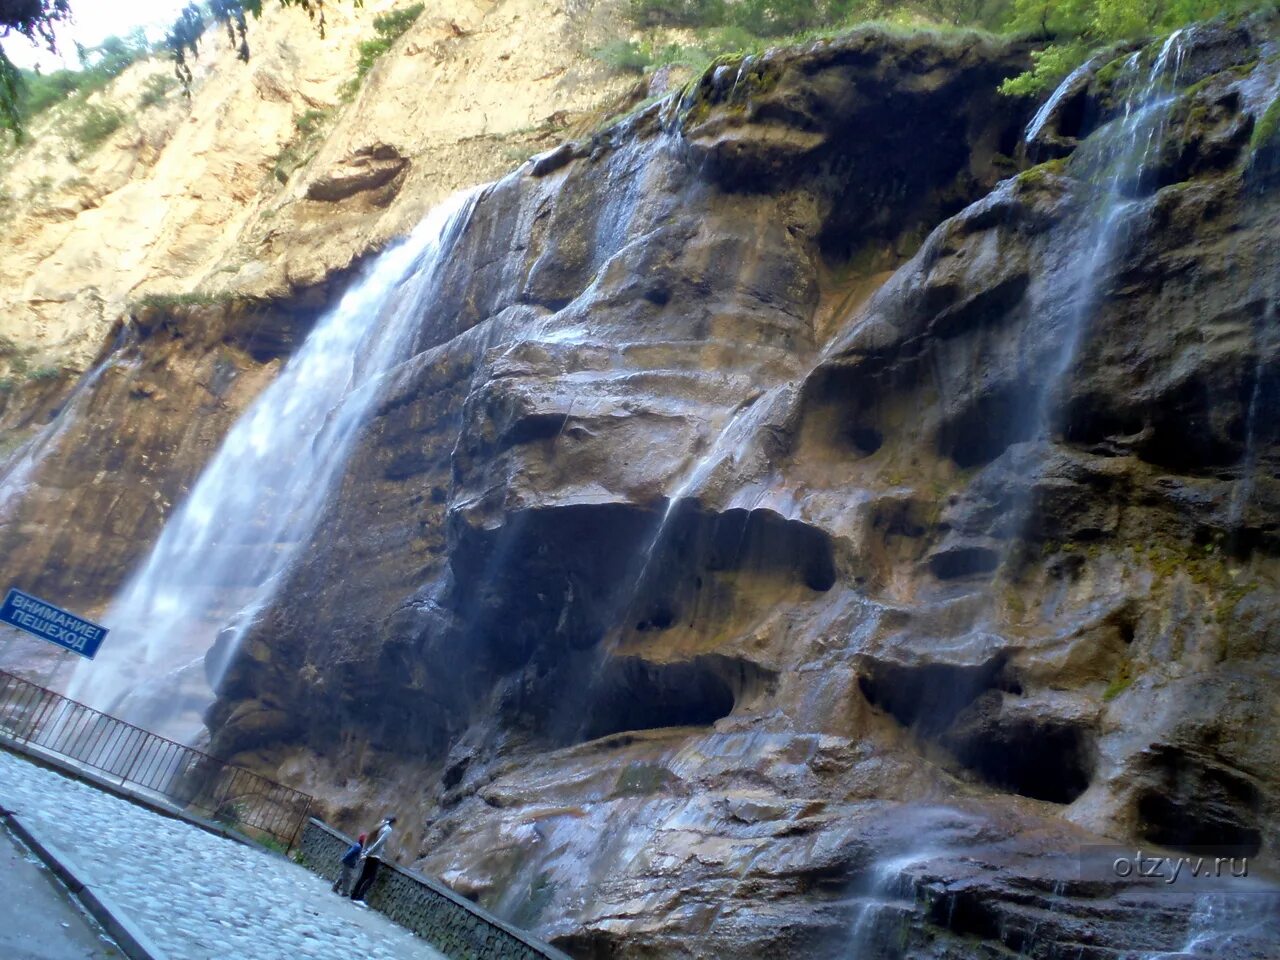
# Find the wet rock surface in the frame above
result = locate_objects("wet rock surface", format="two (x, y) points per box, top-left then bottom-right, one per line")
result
(5, 18), (1280, 960)
(0, 297), (319, 633)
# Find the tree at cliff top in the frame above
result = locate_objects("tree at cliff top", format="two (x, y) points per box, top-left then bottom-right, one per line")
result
(1000, 0), (1271, 92)
(622, 0), (1277, 91)
(0, 0), (358, 136)
(167, 0), (354, 94)
(0, 0), (71, 135)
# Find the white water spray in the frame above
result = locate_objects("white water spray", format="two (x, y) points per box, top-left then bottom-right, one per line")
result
(1038, 32), (1188, 410)
(66, 190), (480, 738)
(1024, 55), (1098, 146)
(0, 353), (127, 518)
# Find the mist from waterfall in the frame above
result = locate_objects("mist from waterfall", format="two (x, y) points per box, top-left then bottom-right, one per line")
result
(65, 189), (479, 739)
(0, 333), (134, 518)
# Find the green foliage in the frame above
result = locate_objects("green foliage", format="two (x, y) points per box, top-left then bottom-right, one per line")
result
(731, 0), (864, 36)
(164, 1), (364, 100)
(65, 103), (125, 151)
(1252, 93), (1280, 150)
(594, 39), (654, 73)
(999, 40), (1088, 95)
(166, 4), (207, 96)
(629, 0), (727, 27)
(1001, 0), (1273, 95)
(28, 365), (63, 382)
(370, 3), (426, 38)
(138, 74), (179, 109)
(618, 0), (1274, 97)
(1103, 663), (1134, 699)
(627, 0), (878, 35)
(293, 107), (329, 136)
(271, 107), (332, 183)
(592, 37), (718, 74)
(343, 2), (424, 99)
(1015, 155), (1070, 185)
(0, 0), (73, 134)
(3, 32), (147, 142)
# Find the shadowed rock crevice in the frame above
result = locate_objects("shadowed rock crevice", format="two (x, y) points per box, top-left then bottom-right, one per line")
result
(576, 654), (775, 743)
(441, 502), (832, 747)
(856, 655), (1013, 736)
(858, 655), (1094, 803)
(448, 504), (660, 675)
(943, 695), (1095, 804)
(1134, 746), (1264, 855)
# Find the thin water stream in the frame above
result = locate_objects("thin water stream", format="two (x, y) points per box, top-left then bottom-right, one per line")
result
(0, 343), (132, 519)
(65, 190), (481, 738)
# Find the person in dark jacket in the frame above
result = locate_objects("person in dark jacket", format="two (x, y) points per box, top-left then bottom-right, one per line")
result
(351, 816), (396, 905)
(332, 832), (365, 895)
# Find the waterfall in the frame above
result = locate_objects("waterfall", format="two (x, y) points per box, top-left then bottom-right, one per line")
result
(0, 346), (130, 518)
(1227, 272), (1278, 544)
(1038, 31), (1188, 421)
(1024, 55), (1097, 145)
(65, 189), (479, 740)
(845, 850), (936, 959)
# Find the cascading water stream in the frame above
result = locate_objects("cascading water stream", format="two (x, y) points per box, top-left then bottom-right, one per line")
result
(846, 851), (933, 958)
(0, 334), (134, 518)
(1024, 55), (1098, 146)
(65, 189), (481, 740)
(977, 31), (1191, 580)
(1038, 31), (1188, 424)
(1225, 131), (1280, 550)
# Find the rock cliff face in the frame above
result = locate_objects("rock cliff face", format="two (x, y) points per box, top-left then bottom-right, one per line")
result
(3, 11), (1280, 960)
(213, 18), (1277, 958)
(0, 0), (632, 371)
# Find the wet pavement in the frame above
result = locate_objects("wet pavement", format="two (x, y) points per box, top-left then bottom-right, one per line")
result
(0, 821), (123, 960)
(0, 749), (448, 960)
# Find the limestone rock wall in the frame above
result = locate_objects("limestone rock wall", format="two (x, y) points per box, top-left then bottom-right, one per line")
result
(0, 0), (633, 372)
(2, 11), (1279, 960)
(214, 20), (1280, 959)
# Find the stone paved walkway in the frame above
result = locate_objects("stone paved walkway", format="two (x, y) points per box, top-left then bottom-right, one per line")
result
(0, 749), (447, 960)
(1, 822), (124, 960)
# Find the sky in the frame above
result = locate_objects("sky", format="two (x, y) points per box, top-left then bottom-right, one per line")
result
(2, 0), (191, 71)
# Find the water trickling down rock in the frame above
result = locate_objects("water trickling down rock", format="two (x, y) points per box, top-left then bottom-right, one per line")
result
(2, 16), (1279, 960)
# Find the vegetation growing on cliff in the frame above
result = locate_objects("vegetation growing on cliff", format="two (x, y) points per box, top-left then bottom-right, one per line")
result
(596, 0), (1279, 95)
(1, 33), (148, 140)
(1000, 0), (1274, 92)
(1, 0), (359, 135)
(340, 2), (424, 100)
(1254, 91), (1280, 149)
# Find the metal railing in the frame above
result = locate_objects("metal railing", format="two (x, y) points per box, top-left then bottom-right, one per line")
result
(0, 669), (312, 851)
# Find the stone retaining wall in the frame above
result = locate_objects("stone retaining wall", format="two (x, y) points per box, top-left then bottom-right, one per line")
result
(299, 819), (572, 960)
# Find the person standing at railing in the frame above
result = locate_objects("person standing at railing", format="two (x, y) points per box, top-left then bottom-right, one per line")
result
(333, 832), (365, 895)
(351, 815), (396, 906)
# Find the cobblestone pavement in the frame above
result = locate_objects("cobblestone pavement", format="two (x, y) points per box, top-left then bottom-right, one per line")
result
(0, 750), (448, 960)
(1, 822), (124, 960)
